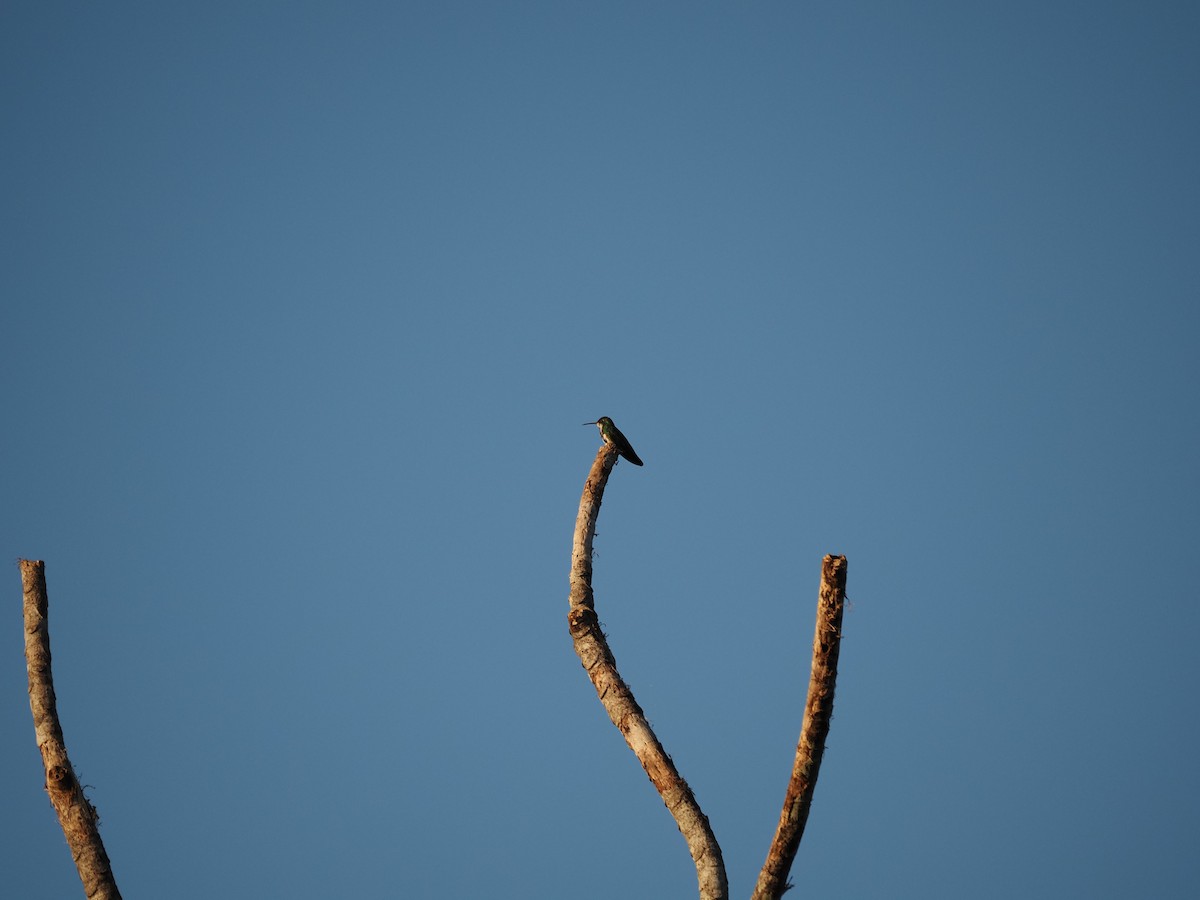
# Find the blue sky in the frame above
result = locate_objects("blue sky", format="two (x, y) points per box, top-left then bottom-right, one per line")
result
(3, 2), (1198, 897)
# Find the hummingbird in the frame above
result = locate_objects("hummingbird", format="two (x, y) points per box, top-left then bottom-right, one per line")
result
(583, 416), (644, 466)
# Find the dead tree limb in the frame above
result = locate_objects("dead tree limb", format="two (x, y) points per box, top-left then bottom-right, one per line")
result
(567, 445), (728, 900)
(20, 559), (123, 900)
(751, 554), (847, 900)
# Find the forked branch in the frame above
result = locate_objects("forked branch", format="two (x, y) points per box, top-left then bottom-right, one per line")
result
(567, 445), (728, 900)
(20, 559), (122, 900)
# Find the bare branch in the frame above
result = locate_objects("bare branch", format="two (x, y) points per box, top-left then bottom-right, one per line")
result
(567, 446), (728, 900)
(20, 559), (123, 900)
(751, 554), (847, 900)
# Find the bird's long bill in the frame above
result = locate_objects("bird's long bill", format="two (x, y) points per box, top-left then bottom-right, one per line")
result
(582, 421), (598, 426)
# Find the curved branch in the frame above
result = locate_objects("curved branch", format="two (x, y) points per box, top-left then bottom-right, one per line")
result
(751, 554), (847, 900)
(21, 559), (123, 900)
(567, 446), (728, 900)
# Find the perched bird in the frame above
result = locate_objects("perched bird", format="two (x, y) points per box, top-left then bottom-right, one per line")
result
(583, 416), (644, 466)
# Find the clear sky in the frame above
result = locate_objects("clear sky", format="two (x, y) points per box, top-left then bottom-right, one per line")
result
(4, 3), (1198, 898)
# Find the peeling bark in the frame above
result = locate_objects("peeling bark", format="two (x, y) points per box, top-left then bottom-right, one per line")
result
(21, 559), (122, 900)
(751, 554), (847, 900)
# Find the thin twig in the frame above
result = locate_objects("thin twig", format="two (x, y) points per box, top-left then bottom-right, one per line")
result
(21, 559), (122, 900)
(567, 445), (728, 900)
(751, 554), (847, 900)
